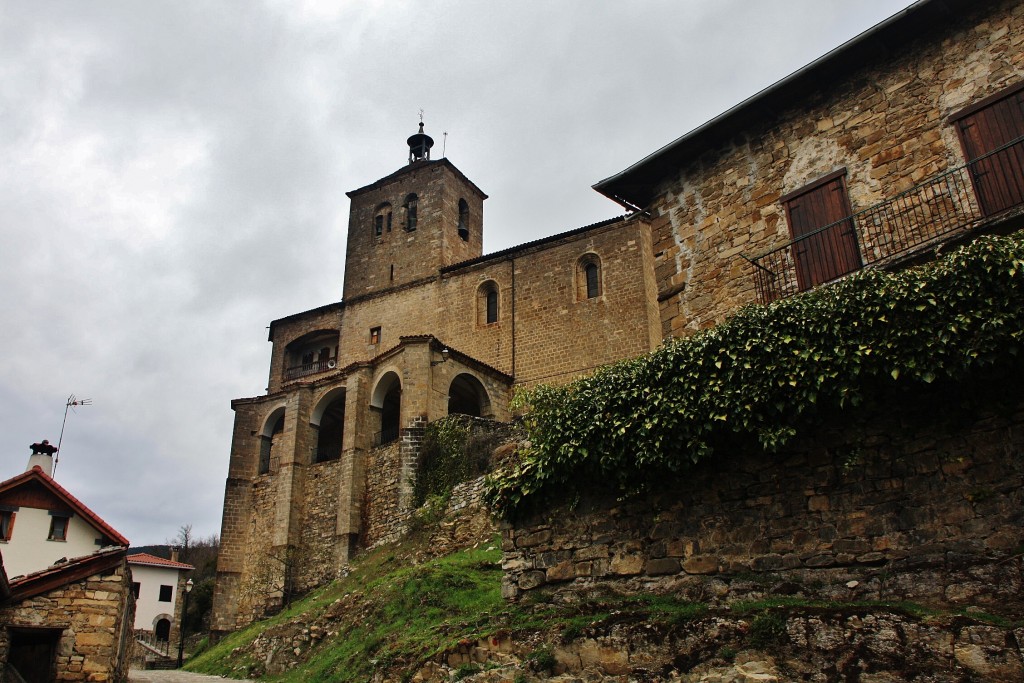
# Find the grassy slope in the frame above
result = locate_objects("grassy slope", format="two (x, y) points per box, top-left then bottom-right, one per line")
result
(186, 525), (1021, 682)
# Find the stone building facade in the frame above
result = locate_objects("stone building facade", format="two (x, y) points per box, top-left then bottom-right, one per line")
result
(213, 0), (1024, 635)
(0, 548), (135, 683)
(212, 128), (661, 633)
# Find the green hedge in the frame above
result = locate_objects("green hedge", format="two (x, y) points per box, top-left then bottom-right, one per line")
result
(484, 232), (1024, 517)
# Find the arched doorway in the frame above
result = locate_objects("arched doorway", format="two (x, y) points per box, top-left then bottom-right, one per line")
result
(154, 618), (171, 642)
(448, 374), (491, 418)
(311, 389), (346, 463)
(371, 372), (401, 445)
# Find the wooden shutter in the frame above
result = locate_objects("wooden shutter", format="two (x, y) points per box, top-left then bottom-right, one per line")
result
(954, 84), (1024, 217)
(783, 170), (860, 291)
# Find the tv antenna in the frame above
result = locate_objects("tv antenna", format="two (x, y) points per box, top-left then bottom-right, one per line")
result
(442, 131), (448, 157)
(54, 394), (91, 477)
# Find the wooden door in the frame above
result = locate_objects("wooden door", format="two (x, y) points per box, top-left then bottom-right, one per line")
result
(956, 85), (1024, 216)
(9, 629), (60, 683)
(784, 171), (861, 291)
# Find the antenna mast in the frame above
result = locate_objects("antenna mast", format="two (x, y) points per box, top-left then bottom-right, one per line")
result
(54, 394), (91, 477)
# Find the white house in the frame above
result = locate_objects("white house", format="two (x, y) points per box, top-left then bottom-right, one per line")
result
(0, 443), (129, 579)
(127, 552), (194, 641)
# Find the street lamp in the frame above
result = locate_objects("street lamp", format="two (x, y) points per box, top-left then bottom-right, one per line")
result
(176, 578), (194, 668)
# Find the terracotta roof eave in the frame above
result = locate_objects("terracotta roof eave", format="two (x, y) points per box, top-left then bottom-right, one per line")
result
(127, 553), (194, 570)
(6, 548), (126, 603)
(0, 468), (129, 547)
(592, 0), (961, 210)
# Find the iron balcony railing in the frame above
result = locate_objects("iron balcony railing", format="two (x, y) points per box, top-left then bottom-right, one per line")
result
(374, 425), (400, 447)
(284, 357), (338, 380)
(748, 135), (1024, 303)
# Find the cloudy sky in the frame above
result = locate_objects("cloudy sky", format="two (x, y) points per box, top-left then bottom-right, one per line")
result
(0, 0), (916, 545)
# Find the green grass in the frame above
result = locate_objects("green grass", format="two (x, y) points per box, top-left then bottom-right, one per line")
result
(189, 540), (506, 681)
(186, 534), (1019, 681)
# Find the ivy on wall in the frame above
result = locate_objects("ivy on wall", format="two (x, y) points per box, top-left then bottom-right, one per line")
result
(484, 232), (1024, 517)
(413, 416), (501, 508)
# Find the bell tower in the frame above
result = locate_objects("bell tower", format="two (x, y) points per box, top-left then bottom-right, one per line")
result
(342, 123), (488, 300)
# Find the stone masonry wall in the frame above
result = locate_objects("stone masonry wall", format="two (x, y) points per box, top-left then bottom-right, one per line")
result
(343, 161), (484, 299)
(268, 305), (344, 394)
(442, 217), (661, 388)
(362, 440), (404, 548)
(0, 561), (134, 683)
(501, 386), (1024, 619)
(296, 458), (343, 592)
(650, 0), (1024, 338)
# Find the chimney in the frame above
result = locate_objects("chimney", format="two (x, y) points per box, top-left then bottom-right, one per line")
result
(28, 440), (57, 477)
(170, 547), (180, 563)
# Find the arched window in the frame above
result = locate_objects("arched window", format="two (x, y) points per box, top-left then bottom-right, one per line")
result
(405, 194), (418, 232)
(477, 281), (499, 325)
(374, 203), (392, 238)
(486, 290), (498, 323)
(576, 254), (602, 300)
(457, 199), (470, 241)
(585, 263), (599, 298)
(258, 409), (285, 474)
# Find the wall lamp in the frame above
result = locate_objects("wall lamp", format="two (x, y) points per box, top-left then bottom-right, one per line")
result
(431, 348), (450, 366)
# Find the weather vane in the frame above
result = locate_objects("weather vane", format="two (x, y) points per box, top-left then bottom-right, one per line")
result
(54, 394), (92, 477)
(419, 108), (424, 123)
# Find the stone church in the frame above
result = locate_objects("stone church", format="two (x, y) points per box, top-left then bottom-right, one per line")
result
(213, 0), (1023, 635)
(211, 122), (663, 632)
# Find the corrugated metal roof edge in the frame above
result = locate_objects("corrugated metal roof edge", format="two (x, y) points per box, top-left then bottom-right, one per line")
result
(440, 214), (635, 273)
(592, 0), (963, 209)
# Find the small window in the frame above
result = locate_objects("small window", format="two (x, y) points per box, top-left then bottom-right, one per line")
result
(585, 263), (599, 298)
(132, 582), (141, 599)
(405, 194), (418, 231)
(370, 326), (381, 345)
(159, 585), (173, 602)
(374, 202), (392, 238)
(477, 281), (499, 326)
(576, 254), (602, 300)
(0, 510), (14, 541)
(48, 515), (69, 541)
(486, 290), (498, 323)
(458, 199), (470, 241)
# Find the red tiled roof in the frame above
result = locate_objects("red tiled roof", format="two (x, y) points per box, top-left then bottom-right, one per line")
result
(127, 552), (194, 571)
(5, 547), (127, 603)
(0, 467), (129, 547)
